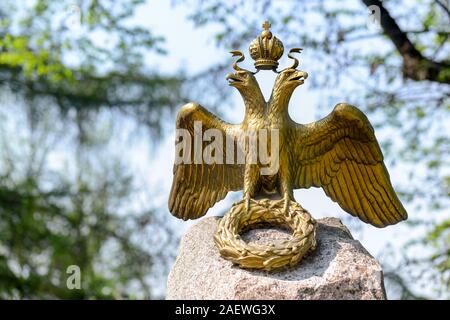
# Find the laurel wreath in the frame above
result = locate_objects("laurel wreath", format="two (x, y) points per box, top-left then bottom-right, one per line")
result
(214, 198), (317, 271)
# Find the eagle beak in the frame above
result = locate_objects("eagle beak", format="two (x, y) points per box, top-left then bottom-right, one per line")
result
(226, 73), (243, 86)
(288, 71), (308, 85)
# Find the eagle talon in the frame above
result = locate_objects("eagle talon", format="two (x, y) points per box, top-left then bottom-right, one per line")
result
(244, 197), (251, 213)
(282, 196), (292, 215)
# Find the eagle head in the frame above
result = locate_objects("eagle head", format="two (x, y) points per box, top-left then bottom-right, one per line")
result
(274, 68), (308, 93)
(226, 70), (258, 89)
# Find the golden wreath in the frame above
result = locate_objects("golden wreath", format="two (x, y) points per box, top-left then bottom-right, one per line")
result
(214, 198), (317, 271)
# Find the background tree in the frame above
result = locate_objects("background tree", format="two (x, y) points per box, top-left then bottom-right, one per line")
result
(0, 0), (183, 298)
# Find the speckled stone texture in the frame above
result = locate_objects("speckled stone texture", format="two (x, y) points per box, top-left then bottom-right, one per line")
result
(167, 216), (386, 300)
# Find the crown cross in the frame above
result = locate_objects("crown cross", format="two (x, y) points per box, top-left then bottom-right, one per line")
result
(248, 21), (284, 71)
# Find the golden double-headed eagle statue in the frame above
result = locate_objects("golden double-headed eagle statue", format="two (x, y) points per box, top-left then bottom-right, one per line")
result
(168, 21), (407, 270)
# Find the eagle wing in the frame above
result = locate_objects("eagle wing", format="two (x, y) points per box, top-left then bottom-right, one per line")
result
(168, 103), (244, 220)
(290, 103), (407, 227)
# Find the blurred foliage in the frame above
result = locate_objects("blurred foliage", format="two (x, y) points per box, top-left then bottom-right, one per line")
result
(176, 0), (450, 298)
(0, 0), (184, 299)
(0, 149), (153, 299)
(0, 0), (184, 134)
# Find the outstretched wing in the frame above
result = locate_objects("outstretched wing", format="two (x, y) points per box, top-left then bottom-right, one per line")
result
(290, 103), (407, 227)
(168, 102), (244, 220)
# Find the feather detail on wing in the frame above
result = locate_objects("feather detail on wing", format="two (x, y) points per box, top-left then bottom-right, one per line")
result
(291, 103), (407, 227)
(168, 102), (244, 220)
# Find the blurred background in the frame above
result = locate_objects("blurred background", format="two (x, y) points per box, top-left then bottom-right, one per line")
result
(0, 0), (448, 299)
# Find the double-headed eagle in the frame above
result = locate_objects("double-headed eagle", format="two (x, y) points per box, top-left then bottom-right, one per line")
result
(169, 22), (407, 228)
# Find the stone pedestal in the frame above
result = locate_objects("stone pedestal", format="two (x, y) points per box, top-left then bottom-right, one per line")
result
(167, 216), (386, 300)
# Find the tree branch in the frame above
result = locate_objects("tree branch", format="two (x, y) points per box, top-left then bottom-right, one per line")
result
(434, 0), (450, 20)
(362, 0), (450, 84)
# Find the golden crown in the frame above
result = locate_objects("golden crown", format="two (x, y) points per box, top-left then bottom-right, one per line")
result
(249, 21), (284, 71)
